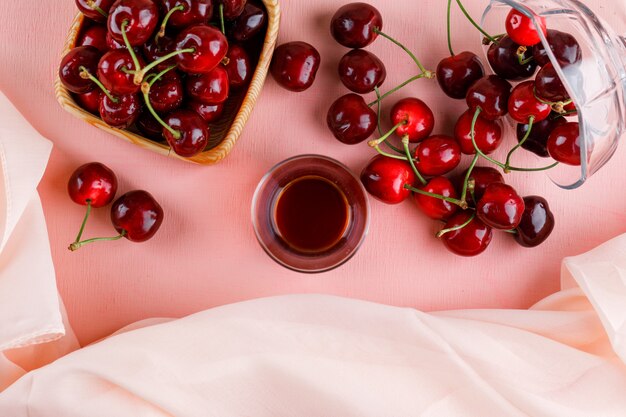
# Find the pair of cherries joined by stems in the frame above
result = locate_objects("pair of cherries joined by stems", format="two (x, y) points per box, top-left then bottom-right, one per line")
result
(67, 162), (163, 251)
(316, 2), (572, 256)
(62, 0), (264, 157)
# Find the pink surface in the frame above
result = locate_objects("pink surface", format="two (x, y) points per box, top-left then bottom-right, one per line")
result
(0, 0), (624, 346)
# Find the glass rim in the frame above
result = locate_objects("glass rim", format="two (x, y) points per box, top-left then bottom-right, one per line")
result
(251, 154), (370, 274)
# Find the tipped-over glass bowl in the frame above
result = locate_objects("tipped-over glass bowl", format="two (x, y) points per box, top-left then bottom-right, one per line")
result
(481, 0), (626, 189)
(251, 155), (370, 273)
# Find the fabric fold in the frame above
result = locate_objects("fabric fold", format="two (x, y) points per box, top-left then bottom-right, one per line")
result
(1, 233), (626, 416)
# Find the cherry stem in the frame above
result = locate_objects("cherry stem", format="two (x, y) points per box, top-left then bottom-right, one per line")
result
(455, 0), (498, 43)
(368, 74), (427, 107)
(470, 108), (559, 173)
(460, 154), (479, 203)
(447, 0), (455, 56)
(219, 3), (226, 35)
(374, 87), (404, 155)
(156, 4), (185, 43)
(368, 120), (405, 147)
(74, 200), (92, 243)
(79, 66), (118, 103)
(436, 211), (475, 238)
(372, 145), (412, 161)
(372, 28), (434, 78)
(86, 0), (108, 18)
(502, 229), (518, 234)
(505, 116), (534, 170)
(405, 184), (469, 210)
(141, 65), (181, 139)
(401, 136), (428, 186)
(134, 47), (194, 85)
(68, 230), (126, 252)
(121, 20), (142, 75)
(516, 47), (534, 65)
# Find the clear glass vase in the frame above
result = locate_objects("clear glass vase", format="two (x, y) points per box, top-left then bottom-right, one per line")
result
(481, 0), (626, 189)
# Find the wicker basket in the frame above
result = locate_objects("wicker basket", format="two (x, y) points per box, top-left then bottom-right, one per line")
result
(54, 1), (280, 165)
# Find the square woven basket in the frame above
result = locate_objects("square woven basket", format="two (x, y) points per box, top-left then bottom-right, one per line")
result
(54, 0), (280, 165)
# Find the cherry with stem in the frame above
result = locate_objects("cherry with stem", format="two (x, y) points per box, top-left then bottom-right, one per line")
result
(469, 108), (557, 173)
(86, 0), (109, 19)
(79, 66), (118, 103)
(437, 211), (475, 238)
(141, 65), (182, 140)
(155, 4), (186, 43)
(400, 136), (469, 209)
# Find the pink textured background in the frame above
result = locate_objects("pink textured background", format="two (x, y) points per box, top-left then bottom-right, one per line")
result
(0, 0), (624, 346)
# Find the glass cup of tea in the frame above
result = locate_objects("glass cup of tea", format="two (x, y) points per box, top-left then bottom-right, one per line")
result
(251, 155), (370, 273)
(481, 0), (626, 189)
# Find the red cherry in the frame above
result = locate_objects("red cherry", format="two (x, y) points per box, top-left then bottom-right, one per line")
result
(436, 52), (485, 99)
(224, 44), (251, 89)
(414, 135), (461, 176)
(360, 155), (415, 204)
(229, 2), (267, 42)
(176, 25), (228, 74)
(326, 93), (377, 145)
(163, 109), (210, 157)
(487, 35), (537, 81)
(330, 2), (382, 48)
(108, 0), (160, 46)
(75, 0), (115, 22)
(440, 211), (493, 257)
(136, 111), (165, 140)
(78, 24), (110, 53)
(68, 162), (118, 207)
(97, 50), (143, 95)
(160, 0), (213, 28)
(148, 70), (184, 113)
(547, 122), (585, 166)
(508, 80), (551, 123)
(99, 93), (142, 128)
(533, 29), (582, 67)
(74, 90), (103, 115)
(142, 35), (177, 70)
(534, 62), (570, 102)
(413, 176), (459, 221)
(106, 31), (129, 50)
(454, 109), (503, 155)
(59, 46), (101, 94)
(390, 98), (434, 143)
(338, 49), (386, 94)
(516, 114), (566, 157)
(187, 101), (225, 123)
(219, 0), (247, 19)
(111, 190), (164, 242)
(476, 183), (525, 230)
(514, 196), (555, 248)
(505, 8), (547, 47)
(466, 75), (512, 120)
(185, 66), (230, 104)
(462, 166), (505, 203)
(270, 41), (321, 92)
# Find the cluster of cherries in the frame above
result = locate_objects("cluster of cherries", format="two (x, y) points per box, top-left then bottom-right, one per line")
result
(59, 0), (267, 157)
(313, 2), (584, 256)
(67, 162), (163, 251)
